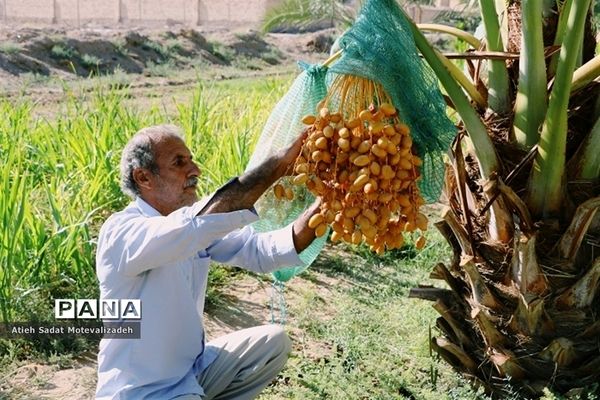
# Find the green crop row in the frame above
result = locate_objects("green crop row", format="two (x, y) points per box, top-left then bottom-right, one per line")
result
(0, 76), (289, 327)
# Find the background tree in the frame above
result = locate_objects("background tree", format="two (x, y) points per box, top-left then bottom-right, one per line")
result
(260, 0), (463, 33)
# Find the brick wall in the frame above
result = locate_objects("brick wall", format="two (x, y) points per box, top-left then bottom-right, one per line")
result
(0, 0), (276, 26)
(3, 0), (55, 23)
(0, 0), (468, 27)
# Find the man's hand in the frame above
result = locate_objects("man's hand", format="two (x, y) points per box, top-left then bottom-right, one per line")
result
(292, 198), (321, 253)
(275, 129), (308, 178)
(198, 130), (309, 215)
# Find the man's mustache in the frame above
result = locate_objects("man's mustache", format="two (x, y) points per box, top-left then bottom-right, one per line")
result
(185, 177), (198, 188)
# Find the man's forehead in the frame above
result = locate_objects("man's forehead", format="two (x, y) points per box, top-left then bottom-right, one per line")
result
(153, 136), (191, 157)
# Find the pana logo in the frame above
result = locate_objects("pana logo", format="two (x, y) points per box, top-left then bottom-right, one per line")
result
(54, 299), (142, 320)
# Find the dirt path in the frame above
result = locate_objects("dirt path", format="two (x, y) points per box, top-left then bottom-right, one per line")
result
(0, 258), (344, 400)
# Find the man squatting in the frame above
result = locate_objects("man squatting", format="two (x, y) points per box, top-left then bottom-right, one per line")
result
(95, 125), (320, 399)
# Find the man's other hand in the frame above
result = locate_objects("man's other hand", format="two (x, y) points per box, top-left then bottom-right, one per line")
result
(292, 197), (321, 253)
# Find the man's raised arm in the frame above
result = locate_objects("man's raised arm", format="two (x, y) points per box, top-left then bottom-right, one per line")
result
(198, 131), (306, 215)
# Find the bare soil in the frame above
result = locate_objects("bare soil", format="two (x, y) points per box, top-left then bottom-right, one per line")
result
(0, 25), (337, 92)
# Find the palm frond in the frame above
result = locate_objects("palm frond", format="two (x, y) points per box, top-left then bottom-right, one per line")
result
(261, 0), (355, 33)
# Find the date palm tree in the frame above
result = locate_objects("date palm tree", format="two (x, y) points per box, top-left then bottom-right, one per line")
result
(261, 0), (445, 32)
(262, 0), (600, 396)
(408, 1), (600, 397)
(261, 0), (355, 32)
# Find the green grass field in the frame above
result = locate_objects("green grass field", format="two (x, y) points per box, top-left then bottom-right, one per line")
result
(258, 237), (490, 400)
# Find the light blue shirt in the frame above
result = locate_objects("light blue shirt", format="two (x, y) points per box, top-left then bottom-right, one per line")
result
(95, 195), (303, 400)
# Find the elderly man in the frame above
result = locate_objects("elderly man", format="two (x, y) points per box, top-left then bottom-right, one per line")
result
(95, 125), (318, 400)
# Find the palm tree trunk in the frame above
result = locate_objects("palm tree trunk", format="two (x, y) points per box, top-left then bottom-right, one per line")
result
(410, 1), (600, 397)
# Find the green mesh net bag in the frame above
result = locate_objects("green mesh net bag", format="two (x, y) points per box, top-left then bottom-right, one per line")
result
(245, 62), (329, 283)
(327, 0), (456, 203)
(247, 0), (455, 282)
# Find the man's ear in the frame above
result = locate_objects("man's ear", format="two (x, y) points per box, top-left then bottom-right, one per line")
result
(133, 168), (153, 191)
